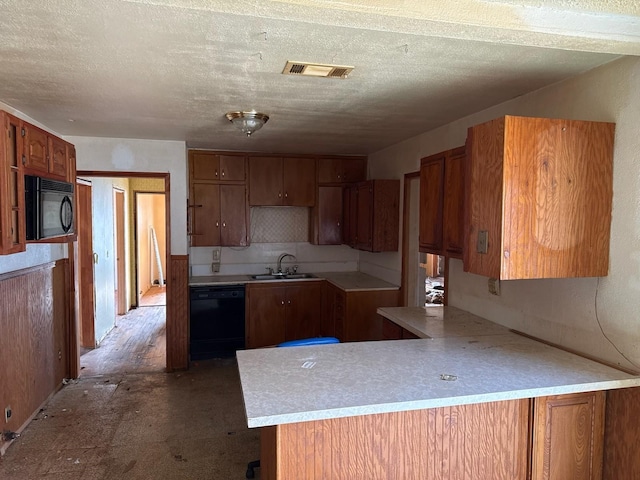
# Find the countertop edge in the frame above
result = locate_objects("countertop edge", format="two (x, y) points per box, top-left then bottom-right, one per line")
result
(246, 377), (640, 428)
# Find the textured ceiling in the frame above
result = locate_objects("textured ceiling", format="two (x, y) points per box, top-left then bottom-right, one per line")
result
(0, 0), (638, 155)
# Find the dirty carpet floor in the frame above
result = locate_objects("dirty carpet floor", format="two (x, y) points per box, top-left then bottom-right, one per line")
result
(0, 359), (260, 479)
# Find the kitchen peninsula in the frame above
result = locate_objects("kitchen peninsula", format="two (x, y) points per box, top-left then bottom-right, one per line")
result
(237, 306), (640, 479)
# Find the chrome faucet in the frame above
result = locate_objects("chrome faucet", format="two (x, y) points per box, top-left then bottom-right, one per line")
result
(277, 253), (297, 274)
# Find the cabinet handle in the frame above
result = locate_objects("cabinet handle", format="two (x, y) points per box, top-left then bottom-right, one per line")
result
(215, 221), (219, 228)
(287, 300), (291, 305)
(284, 192), (288, 198)
(337, 221), (340, 227)
(281, 300), (285, 305)
(215, 169), (219, 177)
(222, 222), (226, 228)
(221, 169), (225, 178)
(278, 192), (282, 198)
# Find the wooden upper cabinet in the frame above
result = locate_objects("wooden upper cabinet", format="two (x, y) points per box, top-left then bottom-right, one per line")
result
(318, 156), (367, 184)
(419, 146), (466, 258)
(348, 179), (399, 252)
(419, 153), (445, 254)
(464, 116), (615, 279)
(188, 150), (248, 247)
(49, 135), (68, 179)
(190, 151), (246, 182)
(309, 186), (343, 245)
(190, 183), (247, 247)
(0, 112), (26, 254)
(249, 156), (316, 206)
(23, 124), (49, 173)
(22, 122), (71, 181)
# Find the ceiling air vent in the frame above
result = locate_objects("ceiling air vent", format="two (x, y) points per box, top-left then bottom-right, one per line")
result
(282, 61), (354, 79)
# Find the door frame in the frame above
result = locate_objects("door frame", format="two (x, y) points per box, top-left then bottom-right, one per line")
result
(133, 191), (166, 307)
(400, 171), (420, 306)
(75, 171), (171, 371)
(114, 188), (127, 315)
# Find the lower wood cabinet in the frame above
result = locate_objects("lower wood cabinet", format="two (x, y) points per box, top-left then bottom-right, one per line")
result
(532, 391), (605, 480)
(323, 283), (399, 342)
(246, 281), (322, 349)
(381, 317), (419, 339)
(260, 390), (612, 480)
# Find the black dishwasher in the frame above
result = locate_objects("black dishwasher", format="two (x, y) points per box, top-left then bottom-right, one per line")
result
(189, 285), (245, 360)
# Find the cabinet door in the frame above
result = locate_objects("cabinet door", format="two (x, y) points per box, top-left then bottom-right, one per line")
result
(531, 391), (605, 480)
(317, 157), (342, 184)
(191, 183), (220, 246)
(190, 151), (220, 181)
(316, 186), (342, 245)
(283, 157), (315, 206)
(24, 124), (49, 173)
(219, 154), (246, 182)
(419, 154), (445, 254)
(443, 148), (465, 257)
(48, 135), (68, 179)
(356, 183), (373, 251)
(343, 185), (358, 248)
(249, 156), (283, 205)
(341, 157), (366, 183)
(284, 283), (322, 341)
(247, 285), (287, 348)
(318, 157), (366, 184)
(220, 184), (247, 246)
(0, 113), (26, 254)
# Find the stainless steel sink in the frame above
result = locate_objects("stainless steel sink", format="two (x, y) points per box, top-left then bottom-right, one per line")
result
(250, 273), (316, 281)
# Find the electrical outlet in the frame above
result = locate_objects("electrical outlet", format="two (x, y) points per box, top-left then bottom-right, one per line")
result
(5, 406), (11, 423)
(211, 263), (220, 273)
(488, 278), (500, 296)
(212, 248), (221, 261)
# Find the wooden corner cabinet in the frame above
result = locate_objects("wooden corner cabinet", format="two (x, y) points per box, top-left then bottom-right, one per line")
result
(419, 146), (465, 258)
(353, 179), (400, 252)
(188, 151), (248, 247)
(317, 156), (366, 185)
(465, 116), (615, 279)
(248, 156), (316, 206)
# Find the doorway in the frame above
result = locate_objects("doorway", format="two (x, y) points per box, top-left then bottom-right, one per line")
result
(401, 171), (447, 307)
(76, 174), (169, 376)
(135, 192), (166, 308)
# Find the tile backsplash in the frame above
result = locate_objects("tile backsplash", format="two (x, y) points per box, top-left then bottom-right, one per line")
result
(190, 207), (359, 276)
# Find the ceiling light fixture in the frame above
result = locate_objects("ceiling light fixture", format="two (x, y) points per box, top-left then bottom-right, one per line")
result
(225, 111), (269, 137)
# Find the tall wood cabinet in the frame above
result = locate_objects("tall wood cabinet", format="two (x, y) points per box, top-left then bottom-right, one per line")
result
(249, 156), (315, 206)
(464, 116), (615, 279)
(246, 281), (323, 349)
(188, 151), (248, 247)
(419, 146), (465, 258)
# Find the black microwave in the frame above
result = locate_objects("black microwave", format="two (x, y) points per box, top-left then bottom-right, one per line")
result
(25, 175), (74, 240)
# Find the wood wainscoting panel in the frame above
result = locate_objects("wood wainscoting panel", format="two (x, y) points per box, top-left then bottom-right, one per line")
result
(269, 399), (529, 479)
(166, 255), (189, 371)
(603, 387), (640, 480)
(0, 261), (70, 444)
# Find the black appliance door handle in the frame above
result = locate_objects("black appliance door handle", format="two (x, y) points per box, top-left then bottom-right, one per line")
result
(60, 196), (73, 233)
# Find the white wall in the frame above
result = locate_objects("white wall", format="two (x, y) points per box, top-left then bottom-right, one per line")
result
(367, 56), (640, 370)
(67, 136), (187, 254)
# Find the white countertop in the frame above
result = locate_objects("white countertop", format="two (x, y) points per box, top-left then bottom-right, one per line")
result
(189, 271), (399, 291)
(237, 309), (640, 428)
(377, 305), (510, 338)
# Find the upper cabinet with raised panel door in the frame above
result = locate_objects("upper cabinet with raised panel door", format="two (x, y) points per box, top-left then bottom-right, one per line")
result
(249, 156), (316, 206)
(419, 146), (465, 258)
(317, 156), (366, 184)
(0, 112), (26, 254)
(465, 116), (615, 280)
(188, 150), (248, 247)
(22, 123), (71, 181)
